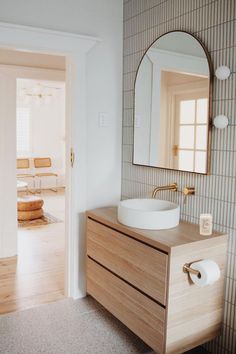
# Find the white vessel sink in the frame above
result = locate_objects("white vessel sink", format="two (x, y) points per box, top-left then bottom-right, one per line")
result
(118, 198), (180, 230)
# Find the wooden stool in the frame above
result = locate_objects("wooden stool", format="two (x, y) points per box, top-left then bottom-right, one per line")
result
(18, 208), (44, 221)
(17, 196), (44, 221)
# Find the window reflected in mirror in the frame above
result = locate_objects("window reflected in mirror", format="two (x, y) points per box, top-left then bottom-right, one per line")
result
(133, 31), (212, 174)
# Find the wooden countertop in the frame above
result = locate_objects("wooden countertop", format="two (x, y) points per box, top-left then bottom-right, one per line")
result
(87, 207), (227, 253)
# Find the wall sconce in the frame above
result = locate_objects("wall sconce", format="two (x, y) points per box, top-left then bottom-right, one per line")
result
(214, 65), (231, 128)
(213, 115), (229, 129)
(215, 65), (235, 80)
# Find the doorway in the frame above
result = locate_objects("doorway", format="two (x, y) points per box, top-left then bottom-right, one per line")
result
(0, 51), (67, 314)
(0, 22), (99, 305)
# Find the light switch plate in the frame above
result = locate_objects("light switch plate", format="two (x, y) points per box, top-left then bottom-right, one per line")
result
(99, 112), (110, 127)
(134, 114), (141, 128)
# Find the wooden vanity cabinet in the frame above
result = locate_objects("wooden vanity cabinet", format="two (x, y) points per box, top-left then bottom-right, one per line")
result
(86, 207), (227, 354)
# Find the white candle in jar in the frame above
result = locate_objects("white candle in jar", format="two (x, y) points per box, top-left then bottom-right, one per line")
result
(200, 214), (213, 236)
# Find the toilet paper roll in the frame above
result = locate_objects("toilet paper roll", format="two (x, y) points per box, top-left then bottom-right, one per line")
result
(189, 259), (220, 287)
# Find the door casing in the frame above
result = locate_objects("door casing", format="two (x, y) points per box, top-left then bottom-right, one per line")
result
(0, 21), (100, 298)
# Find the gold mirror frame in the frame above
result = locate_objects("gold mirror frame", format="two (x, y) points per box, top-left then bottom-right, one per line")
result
(133, 30), (214, 175)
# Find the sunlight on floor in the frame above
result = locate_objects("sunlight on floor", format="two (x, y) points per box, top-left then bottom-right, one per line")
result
(0, 188), (65, 315)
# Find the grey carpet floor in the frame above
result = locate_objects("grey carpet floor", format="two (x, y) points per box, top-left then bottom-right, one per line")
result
(0, 296), (154, 354)
(0, 296), (208, 354)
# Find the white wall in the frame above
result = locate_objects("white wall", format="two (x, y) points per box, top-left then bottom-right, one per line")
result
(153, 32), (207, 58)
(0, 69), (17, 258)
(0, 0), (123, 207)
(17, 79), (65, 188)
(0, 0), (123, 295)
(134, 47), (209, 167)
(0, 48), (65, 70)
(85, 4), (123, 209)
(134, 56), (152, 165)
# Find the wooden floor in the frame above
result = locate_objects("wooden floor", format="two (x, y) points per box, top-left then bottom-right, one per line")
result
(0, 189), (65, 315)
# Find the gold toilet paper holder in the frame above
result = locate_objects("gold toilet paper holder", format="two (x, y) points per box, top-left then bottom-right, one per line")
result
(183, 262), (201, 278)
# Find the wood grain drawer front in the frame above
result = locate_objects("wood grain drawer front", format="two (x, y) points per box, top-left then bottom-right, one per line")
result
(87, 257), (165, 353)
(87, 218), (168, 305)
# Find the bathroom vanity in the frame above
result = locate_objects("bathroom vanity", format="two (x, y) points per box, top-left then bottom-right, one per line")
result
(86, 207), (227, 354)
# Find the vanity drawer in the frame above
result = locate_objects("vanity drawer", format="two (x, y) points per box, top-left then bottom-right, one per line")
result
(87, 218), (168, 305)
(87, 257), (165, 353)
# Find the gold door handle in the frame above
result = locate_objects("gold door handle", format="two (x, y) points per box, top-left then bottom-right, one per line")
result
(172, 144), (178, 156)
(70, 148), (75, 168)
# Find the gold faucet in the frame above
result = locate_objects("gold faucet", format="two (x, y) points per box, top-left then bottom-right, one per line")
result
(183, 186), (195, 204)
(152, 183), (178, 198)
(183, 186), (195, 196)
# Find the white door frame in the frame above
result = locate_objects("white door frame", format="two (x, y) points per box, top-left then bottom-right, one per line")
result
(0, 21), (100, 298)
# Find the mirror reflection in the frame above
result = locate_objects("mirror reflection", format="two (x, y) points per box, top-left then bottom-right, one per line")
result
(133, 31), (212, 174)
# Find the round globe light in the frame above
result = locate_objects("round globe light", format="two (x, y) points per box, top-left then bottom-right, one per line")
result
(213, 115), (229, 129)
(215, 66), (231, 80)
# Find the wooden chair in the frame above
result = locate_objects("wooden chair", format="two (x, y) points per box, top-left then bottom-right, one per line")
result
(34, 157), (58, 192)
(17, 158), (35, 192)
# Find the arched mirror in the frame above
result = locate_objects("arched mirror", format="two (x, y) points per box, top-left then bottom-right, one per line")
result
(133, 31), (213, 174)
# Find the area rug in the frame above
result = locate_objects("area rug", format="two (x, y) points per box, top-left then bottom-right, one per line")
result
(18, 212), (62, 228)
(0, 297), (154, 354)
(0, 296), (206, 354)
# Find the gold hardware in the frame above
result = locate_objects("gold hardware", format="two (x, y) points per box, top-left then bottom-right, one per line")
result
(183, 186), (195, 196)
(152, 183), (178, 198)
(172, 144), (178, 156)
(70, 148), (75, 168)
(183, 263), (201, 278)
(183, 187), (195, 204)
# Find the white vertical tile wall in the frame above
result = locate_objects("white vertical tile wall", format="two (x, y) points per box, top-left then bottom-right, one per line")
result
(122, 1), (236, 353)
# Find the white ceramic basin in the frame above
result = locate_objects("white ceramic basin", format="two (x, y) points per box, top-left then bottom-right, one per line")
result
(118, 198), (180, 230)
